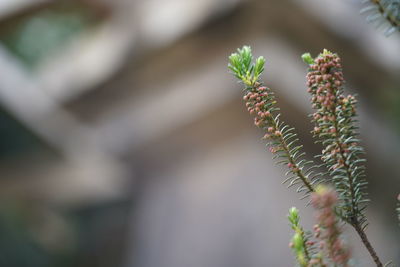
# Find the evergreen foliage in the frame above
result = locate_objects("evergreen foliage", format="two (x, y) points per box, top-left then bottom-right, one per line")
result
(288, 207), (322, 267)
(361, 0), (400, 36)
(228, 46), (385, 267)
(303, 50), (369, 229)
(229, 47), (323, 198)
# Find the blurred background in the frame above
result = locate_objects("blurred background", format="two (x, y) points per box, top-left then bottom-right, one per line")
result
(0, 0), (399, 266)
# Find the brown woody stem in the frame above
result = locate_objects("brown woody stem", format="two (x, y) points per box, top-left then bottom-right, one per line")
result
(353, 223), (383, 267)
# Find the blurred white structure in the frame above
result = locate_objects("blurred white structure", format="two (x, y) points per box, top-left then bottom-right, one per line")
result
(0, 0), (398, 266)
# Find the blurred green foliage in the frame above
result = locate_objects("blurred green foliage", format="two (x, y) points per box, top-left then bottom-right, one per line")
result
(0, 108), (47, 159)
(0, 1), (104, 68)
(0, 204), (76, 267)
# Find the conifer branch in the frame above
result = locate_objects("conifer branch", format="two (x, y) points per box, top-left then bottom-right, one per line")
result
(361, 0), (400, 36)
(228, 46), (387, 267)
(229, 46), (322, 198)
(288, 207), (314, 267)
(304, 50), (368, 227)
(303, 50), (383, 267)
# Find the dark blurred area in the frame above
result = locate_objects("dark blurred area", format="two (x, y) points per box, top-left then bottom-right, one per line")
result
(0, 0), (399, 266)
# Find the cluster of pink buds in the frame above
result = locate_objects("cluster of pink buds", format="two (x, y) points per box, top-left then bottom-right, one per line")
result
(340, 94), (357, 118)
(311, 187), (351, 266)
(307, 53), (342, 107)
(242, 84), (283, 154)
(243, 85), (271, 126)
(242, 83), (309, 181)
(306, 51), (343, 127)
(306, 51), (360, 173)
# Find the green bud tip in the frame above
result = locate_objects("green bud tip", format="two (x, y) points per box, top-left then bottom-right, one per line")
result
(288, 207), (300, 227)
(322, 48), (333, 56)
(301, 53), (314, 65)
(289, 207), (298, 215)
(256, 56), (265, 64)
(240, 45), (251, 54)
(292, 232), (304, 251)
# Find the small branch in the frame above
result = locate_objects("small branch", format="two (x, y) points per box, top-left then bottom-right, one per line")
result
(274, 119), (315, 193)
(305, 50), (383, 266)
(353, 223), (383, 267)
(370, 0), (400, 28)
(288, 207), (313, 266)
(229, 46), (318, 197)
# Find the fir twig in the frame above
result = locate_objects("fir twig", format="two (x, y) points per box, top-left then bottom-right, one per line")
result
(361, 0), (400, 36)
(303, 50), (383, 267)
(228, 46), (387, 267)
(288, 207), (314, 267)
(229, 46), (322, 198)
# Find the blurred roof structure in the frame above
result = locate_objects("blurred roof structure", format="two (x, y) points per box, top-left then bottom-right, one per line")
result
(0, 0), (242, 206)
(0, 0), (399, 266)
